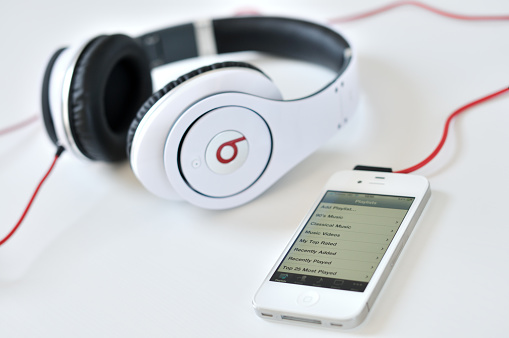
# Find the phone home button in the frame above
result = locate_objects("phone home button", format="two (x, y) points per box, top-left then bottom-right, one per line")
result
(297, 291), (320, 307)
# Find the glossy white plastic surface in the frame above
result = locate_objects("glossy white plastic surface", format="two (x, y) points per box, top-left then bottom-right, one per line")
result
(132, 56), (358, 209)
(130, 67), (283, 200)
(179, 107), (272, 197)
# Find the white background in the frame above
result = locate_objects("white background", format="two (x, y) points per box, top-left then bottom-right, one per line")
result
(1, 0), (509, 337)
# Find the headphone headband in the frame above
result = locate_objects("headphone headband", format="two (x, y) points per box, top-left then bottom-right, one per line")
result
(136, 16), (352, 76)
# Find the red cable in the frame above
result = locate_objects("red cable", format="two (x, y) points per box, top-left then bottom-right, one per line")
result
(0, 147), (64, 246)
(0, 114), (39, 137)
(395, 87), (509, 174)
(328, 2), (509, 173)
(329, 1), (509, 24)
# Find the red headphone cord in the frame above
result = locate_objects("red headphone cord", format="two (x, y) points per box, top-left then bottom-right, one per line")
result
(0, 146), (64, 247)
(395, 87), (509, 174)
(329, 1), (509, 24)
(0, 114), (39, 137)
(329, 2), (509, 174)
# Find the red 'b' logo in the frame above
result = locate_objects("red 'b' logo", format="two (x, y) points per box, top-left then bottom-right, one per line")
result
(216, 136), (247, 164)
(206, 131), (249, 175)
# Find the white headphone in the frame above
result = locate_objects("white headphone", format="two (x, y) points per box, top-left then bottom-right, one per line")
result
(41, 16), (359, 209)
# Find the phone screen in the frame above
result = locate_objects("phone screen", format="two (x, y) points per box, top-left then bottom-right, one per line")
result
(270, 191), (415, 292)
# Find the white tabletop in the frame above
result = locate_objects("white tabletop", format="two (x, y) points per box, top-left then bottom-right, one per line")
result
(1, 1), (509, 337)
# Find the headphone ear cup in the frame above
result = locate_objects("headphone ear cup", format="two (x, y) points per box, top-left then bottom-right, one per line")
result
(126, 61), (269, 158)
(127, 60), (283, 202)
(68, 34), (152, 162)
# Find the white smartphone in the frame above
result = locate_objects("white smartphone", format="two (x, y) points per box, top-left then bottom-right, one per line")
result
(253, 170), (430, 329)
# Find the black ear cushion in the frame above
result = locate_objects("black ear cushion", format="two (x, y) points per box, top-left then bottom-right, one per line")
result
(69, 34), (153, 162)
(126, 61), (265, 158)
(41, 47), (66, 145)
